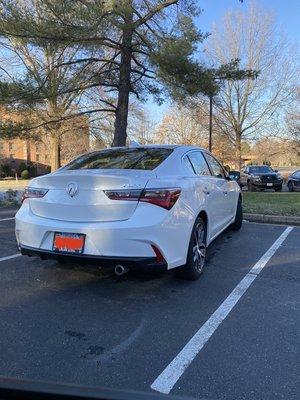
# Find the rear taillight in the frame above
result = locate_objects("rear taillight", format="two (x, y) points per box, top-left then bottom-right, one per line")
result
(104, 188), (181, 210)
(139, 188), (181, 210)
(21, 187), (48, 203)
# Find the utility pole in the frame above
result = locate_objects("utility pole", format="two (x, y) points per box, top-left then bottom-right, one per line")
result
(209, 94), (213, 152)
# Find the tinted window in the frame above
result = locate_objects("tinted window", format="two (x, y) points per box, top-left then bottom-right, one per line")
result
(203, 153), (226, 179)
(64, 148), (173, 170)
(248, 166), (273, 174)
(187, 152), (211, 176)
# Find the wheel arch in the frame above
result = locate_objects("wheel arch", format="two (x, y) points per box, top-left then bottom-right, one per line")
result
(196, 210), (208, 245)
(181, 209), (209, 269)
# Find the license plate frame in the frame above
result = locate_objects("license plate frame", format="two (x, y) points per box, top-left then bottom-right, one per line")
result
(266, 183), (273, 187)
(53, 232), (86, 254)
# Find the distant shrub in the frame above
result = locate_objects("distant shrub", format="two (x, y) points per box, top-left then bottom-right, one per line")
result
(21, 169), (30, 179)
(17, 162), (27, 176)
(0, 164), (12, 177)
(27, 164), (37, 177)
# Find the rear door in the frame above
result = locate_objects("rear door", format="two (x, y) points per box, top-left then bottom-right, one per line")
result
(186, 151), (224, 239)
(202, 152), (235, 230)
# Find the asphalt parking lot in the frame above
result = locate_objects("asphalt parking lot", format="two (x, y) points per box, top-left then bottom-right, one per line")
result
(0, 207), (299, 400)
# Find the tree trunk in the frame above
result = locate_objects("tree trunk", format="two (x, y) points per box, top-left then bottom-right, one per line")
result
(50, 134), (60, 172)
(26, 140), (31, 163)
(235, 130), (242, 170)
(112, 18), (133, 147)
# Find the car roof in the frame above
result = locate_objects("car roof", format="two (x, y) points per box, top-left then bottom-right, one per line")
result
(91, 144), (209, 155)
(128, 144), (208, 153)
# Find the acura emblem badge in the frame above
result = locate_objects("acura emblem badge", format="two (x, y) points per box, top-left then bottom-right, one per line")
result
(66, 182), (78, 197)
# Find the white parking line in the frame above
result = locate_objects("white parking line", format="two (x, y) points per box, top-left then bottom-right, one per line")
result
(0, 253), (21, 262)
(0, 217), (15, 221)
(151, 226), (293, 394)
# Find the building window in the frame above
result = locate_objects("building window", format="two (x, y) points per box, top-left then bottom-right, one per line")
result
(36, 154), (40, 162)
(35, 142), (43, 153)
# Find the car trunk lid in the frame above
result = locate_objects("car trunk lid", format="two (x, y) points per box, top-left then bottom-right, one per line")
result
(29, 169), (155, 222)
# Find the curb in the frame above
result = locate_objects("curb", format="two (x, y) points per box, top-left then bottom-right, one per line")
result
(244, 213), (300, 226)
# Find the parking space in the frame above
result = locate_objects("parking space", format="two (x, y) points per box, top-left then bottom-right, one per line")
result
(0, 208), (19, 258)
(0, 210), (299, 399)
(171, 227), (300, 400)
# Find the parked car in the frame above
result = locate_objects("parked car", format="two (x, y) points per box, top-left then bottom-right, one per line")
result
(287, 170), (300, 192)
(239, 165), (283, 191)
(15, 145), (242, 280)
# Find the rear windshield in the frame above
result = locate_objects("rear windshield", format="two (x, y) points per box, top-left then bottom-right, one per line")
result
(63, 148), (173, 171)
(249, 166), (273, 174)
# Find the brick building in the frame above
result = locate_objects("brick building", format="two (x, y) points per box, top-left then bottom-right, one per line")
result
(0, 110), (90, 176)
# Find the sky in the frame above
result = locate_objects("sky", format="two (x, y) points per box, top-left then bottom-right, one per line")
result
(146, 0), (300, 124)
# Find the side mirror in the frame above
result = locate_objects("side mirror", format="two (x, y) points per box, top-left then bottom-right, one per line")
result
(228, 171), (241, 181)
(274, 169), (278, 173)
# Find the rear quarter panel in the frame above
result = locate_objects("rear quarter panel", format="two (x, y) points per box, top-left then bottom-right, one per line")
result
(144, 176), (209, 268)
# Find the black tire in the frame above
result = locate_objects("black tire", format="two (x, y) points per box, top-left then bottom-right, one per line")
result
(275, 186), (282, 192)
(231, 197), (243, 231)
(247, 181), (255, 192)
(288, 182), (294, 192)
(176, 216), (207, 281)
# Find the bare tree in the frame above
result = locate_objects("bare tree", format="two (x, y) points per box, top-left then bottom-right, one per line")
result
(203, 3), (297, 169)
(155, 106), (208, 146)
(154, 105), (240, 165)
(286, 87), (300, 155)
(251, 137), (299, 166)
(0, 37), (97, 171)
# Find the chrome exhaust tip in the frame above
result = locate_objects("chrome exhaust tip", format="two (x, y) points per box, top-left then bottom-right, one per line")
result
(114, 265), (128, 276)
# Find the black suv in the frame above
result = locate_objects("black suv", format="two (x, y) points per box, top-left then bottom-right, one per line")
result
(239, 165), (283, 191)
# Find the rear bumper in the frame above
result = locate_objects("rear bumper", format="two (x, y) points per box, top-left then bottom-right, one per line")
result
(15, 201), (191, 269)
(252, 181), (282, 189)
(20, 245), (167, 270)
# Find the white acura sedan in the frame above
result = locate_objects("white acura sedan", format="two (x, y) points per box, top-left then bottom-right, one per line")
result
(15, 145), (242, 280)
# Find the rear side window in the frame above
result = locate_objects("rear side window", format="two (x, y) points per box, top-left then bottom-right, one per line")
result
(203, 153), (226, 179)
(64, 148), (173, 170)
(182, 155), (195, 174)
(187, 152), (211, 176)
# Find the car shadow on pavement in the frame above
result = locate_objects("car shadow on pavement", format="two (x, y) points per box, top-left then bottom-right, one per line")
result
(43, 228), (237, 285)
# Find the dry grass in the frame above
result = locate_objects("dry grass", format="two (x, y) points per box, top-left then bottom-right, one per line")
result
(0, 179), (29, 190)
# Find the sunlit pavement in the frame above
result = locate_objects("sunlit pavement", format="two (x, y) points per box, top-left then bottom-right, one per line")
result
(0, 207), (299, 400)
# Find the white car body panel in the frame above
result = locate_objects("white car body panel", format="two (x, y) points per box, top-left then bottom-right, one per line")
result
(15, 145), (241, 269)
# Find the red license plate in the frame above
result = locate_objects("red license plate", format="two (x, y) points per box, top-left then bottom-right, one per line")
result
(53, 232), (85, 254)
